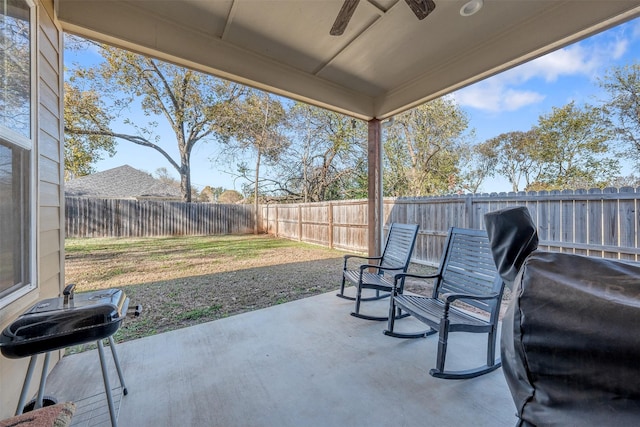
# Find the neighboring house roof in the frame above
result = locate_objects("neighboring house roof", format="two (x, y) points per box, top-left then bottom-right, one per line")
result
(65, 165), (182, 200)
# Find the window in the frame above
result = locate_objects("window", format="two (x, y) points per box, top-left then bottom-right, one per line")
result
(1, 0), (31, 137)
(0, 140), (30, 298)
(0, 0), (34, 304)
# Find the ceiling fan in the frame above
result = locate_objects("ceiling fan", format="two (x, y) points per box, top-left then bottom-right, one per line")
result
(330, 0), (436, 36)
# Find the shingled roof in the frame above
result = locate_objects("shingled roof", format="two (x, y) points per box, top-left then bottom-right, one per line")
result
(65, 165), (182, 200)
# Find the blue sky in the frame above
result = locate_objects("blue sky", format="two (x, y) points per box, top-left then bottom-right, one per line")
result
(454, 16), (640, 191)
(68, 17), (640, 194)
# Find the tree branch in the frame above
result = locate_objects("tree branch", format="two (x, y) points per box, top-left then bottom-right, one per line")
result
(65, 127), (181, 172)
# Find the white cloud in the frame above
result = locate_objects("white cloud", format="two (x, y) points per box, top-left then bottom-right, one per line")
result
(454, 80), (545, 113)
(632, 19), (640, 39)
(455, 27), (633, 113)
(527, 45), (594, 81)
(503, 43), (608, 84)
(503, 89), (546, 111)
(454, 85), (500, 112)
(611, 38), (629, 60)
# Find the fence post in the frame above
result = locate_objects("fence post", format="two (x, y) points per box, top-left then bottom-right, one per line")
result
(465, 195), (473, 229)
(328, 202), (334, 249)
(298, 204), (303, 241)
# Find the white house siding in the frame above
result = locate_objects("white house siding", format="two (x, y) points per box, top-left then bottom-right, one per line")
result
(0, 0), (64, 418)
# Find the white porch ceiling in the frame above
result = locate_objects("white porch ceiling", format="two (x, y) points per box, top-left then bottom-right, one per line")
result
(55, 0), (640, 120)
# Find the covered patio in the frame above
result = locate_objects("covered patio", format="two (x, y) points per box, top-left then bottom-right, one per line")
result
(3, 0), (640, 423)
(45, 290), (515, 426)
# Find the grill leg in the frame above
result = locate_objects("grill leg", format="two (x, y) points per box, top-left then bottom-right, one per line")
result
(97, 339), (118, 427)
(15, 354), (38, 415)
(108, 336), (128, 395)
(34, 352), (51, 409)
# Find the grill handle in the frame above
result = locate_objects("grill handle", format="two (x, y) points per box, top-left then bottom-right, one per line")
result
(62, 284), (76, 306)
(128, 305), (142, 317)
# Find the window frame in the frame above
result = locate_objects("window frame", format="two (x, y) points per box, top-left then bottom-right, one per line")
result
(0, 0), (37, 308)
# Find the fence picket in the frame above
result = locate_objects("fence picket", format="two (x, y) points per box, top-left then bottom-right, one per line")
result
(258, 192), (640, 266)
(65, 197), (254, 238)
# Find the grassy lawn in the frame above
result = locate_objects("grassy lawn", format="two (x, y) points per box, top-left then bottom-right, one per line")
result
(64, 234), (347, 351)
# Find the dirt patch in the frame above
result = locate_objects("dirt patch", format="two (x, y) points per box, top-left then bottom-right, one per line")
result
(65, 235), (351, 347)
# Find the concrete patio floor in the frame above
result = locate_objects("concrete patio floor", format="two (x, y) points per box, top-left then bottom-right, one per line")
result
(45, 289), (517, 426)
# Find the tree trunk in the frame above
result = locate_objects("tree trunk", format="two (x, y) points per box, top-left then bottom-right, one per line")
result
(254, 150), (261, 234)
(181, 151), (192, 202)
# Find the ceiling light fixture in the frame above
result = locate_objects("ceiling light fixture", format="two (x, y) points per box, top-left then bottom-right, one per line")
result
(460, 0), (483, 16)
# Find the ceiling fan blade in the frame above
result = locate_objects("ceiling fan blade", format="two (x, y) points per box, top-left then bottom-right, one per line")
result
(330, 0), (360, 36)
(404, 0), (436, 20)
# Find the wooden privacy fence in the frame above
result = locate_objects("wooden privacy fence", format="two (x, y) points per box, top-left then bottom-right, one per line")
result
(260, 188), (640, 266)
(66, 188), (640, 265)
(65, 197), (254, 237)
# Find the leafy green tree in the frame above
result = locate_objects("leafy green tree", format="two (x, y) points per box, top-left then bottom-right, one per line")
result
(534, 101), (619, 190)
(600, 63), (640, 161)
(481, 130), (541, 192)
(384, 97), (471, 196)
(64, 38), (242, 201)
(63, 82), (116, 180)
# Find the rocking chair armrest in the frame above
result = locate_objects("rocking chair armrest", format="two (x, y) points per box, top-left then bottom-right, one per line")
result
(360, 265), (406, 275)
(376, 270), (422, 291)
(393, 272), (440, 282)
(442, 292), (499, 303)
(343, 254), (382, 269)
(344, 254), (382, 261)
(391, 273), (440, 291)
(357, 263), (388, 273)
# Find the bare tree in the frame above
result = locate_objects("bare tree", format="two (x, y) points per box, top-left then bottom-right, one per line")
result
(458, 140), (497, 193)
(0, 11), (30, 136)
(600, 63), (640, 163)
(221, 90), (289, 232)
(275, 103), (367, 202)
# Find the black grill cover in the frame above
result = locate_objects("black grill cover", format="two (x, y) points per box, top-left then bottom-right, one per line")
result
(484, 206), (538, 291)
(485, 207), (640, 426)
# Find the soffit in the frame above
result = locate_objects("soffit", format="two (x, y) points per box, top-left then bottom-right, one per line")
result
(55, 0), (640, 120)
